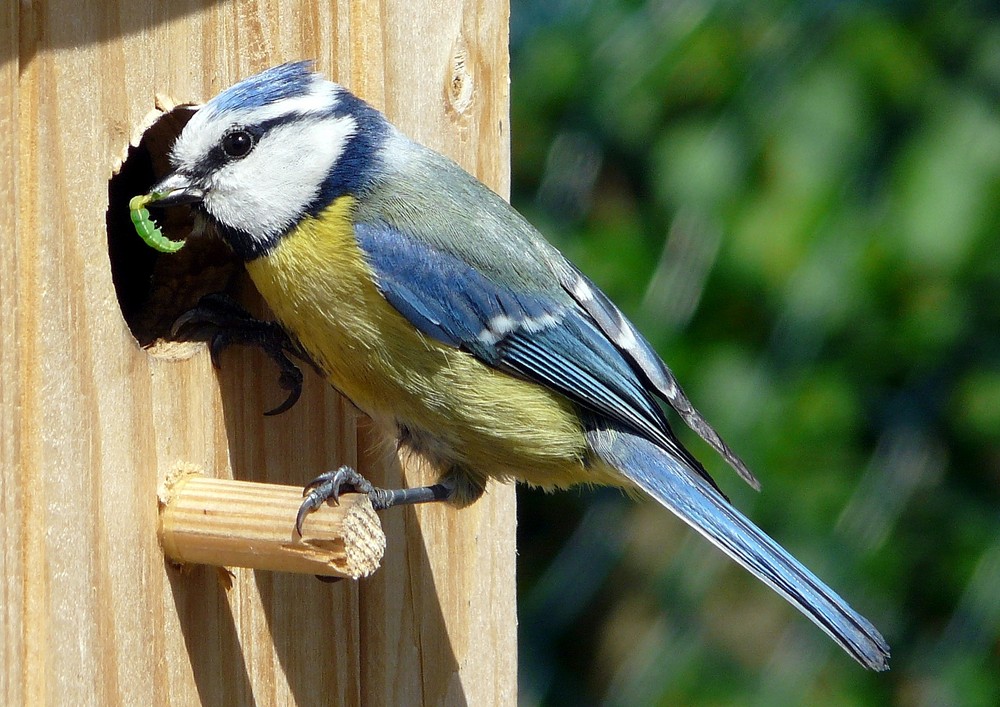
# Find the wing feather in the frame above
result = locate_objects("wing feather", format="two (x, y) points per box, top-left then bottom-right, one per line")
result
(354, 220), (720, 488)
(559, 264), (761, 489)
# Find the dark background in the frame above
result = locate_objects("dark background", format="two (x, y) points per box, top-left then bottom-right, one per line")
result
(510, 2), (1000, 704)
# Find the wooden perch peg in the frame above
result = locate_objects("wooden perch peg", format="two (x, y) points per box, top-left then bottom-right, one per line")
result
(158, 466), (385, 579)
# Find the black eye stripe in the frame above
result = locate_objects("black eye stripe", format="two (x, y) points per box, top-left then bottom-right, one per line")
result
(202, 113), (322, 168)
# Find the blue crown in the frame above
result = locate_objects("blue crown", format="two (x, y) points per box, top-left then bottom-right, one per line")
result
(210, 61), (317, 114)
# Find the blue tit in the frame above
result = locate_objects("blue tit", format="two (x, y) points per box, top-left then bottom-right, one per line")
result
(151, 62), (889, 670)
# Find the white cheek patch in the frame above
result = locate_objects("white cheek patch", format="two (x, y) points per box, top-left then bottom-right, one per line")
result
(203, 115), (358, 243)
(171, 78), (340, 169)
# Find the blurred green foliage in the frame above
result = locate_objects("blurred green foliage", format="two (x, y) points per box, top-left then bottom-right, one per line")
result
(510, 1), (1000, 704)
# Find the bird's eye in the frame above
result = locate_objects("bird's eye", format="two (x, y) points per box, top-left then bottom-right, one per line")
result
(221, 129), (255, 159)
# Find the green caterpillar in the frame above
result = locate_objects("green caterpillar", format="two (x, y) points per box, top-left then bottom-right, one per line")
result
(129, 192), (186, 253)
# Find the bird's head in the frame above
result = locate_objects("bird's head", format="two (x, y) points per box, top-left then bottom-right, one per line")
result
(152, 61), (388, 259)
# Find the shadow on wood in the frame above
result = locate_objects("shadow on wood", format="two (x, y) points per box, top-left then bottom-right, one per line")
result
(10, 0), (226, 65)
(167, 563), (256, 706)
(213, 327), (467, 704)
(4, 0), (514, 703)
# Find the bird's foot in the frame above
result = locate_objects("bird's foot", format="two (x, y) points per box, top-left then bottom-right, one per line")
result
(295, 466), (453, 534)
(172, 293), (307, 416)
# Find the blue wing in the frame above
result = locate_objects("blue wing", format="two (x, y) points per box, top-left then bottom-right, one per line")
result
(354, 221), (718, 486)
(556, 264), (760, 489)
(352, 182), (890, 671)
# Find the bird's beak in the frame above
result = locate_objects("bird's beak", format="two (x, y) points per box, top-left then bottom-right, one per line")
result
(148, 171), (205, 207)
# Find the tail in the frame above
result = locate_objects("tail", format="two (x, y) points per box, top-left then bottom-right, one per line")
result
(589, 426), (890, 671)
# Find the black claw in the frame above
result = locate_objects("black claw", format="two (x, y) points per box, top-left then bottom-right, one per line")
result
(294, 470), (456, 535)
(295, 493), (323, 536)
(314, 575), (343, 584)
(169, 309), (201, 339)
(261, 352), (304, 415)
(171, 293), (308, 415)
(296, 466), (374, 535)
(263, 385), (300, 416)
(208, 332), (229, 369)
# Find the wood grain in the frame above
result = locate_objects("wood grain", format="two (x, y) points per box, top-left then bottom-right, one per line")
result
(1, 1), (515, 704)
(158, 469), (385, 579)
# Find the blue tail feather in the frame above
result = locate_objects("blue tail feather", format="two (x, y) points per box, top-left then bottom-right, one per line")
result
(588, 426), (890, 671)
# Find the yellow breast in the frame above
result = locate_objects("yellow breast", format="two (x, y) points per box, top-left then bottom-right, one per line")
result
(245, 197), (610, 491)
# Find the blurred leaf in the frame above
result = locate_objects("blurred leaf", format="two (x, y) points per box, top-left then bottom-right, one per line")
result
(511, 1), (1000, 704)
